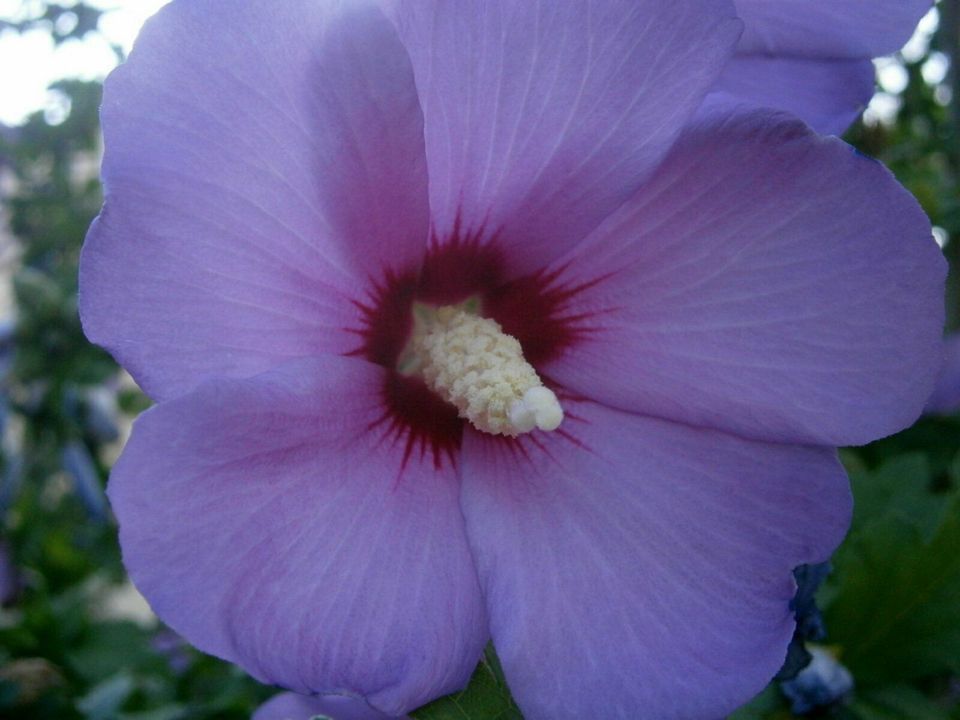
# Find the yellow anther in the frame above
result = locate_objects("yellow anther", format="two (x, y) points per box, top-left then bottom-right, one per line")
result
(405, 305), (563, 436)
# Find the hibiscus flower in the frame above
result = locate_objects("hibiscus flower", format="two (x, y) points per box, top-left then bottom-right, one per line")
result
(79, 1), (945, 718)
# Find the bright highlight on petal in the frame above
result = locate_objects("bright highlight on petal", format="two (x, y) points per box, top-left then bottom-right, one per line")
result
(407, 305), (563, 436)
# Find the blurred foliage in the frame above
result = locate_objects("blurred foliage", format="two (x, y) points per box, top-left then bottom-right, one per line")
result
(1, 2), (111, 48)
(414, 646), (522, 720)
(0, 3), (959, 720)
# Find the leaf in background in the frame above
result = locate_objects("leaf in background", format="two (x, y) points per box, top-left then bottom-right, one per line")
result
(824, 496), (960, 685)
(727, 686), (790, 720)
(413, 647), (522, 720)
(118, 706), (188, 720)
(848, 454), (950, 543)
(66, 622), (164, 684)
(845, 685), (953, 720)
(857, 418), (960, 485)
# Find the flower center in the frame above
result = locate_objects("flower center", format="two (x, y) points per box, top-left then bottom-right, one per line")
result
(399, 301), (564, 437)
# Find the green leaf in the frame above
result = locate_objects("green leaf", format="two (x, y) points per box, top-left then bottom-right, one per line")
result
(412, 647), (522, 720)
(824, 496), (960, 685)
(727, 686), (789, 720)
(846, 685), (952, 720)
(66, 622), (164, 684)
(118, 706), (188, 720)
(847, 454), (950, 543)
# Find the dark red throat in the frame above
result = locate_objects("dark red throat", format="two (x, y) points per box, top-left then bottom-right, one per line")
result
(348, 227), (601, 470)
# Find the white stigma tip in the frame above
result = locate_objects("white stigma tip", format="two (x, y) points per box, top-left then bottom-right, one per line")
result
(523, 386), (564, 431)
(406, 305), (565, 436)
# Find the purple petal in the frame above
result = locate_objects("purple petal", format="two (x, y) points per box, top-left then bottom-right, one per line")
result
(109, 356), (487, 715)
(459, 402), (851, 720)
(925, 334), (960, 415)
(735, 0), (933, 57)
(81, 0), (429, 401)
(384, 0), (741, 275)
(709, 55), (875, 135)
(253, 691), (409, 720)
(545, 107), (945, 447)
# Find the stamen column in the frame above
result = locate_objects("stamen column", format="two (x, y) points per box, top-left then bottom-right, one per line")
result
(409, 307), (563, 437)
